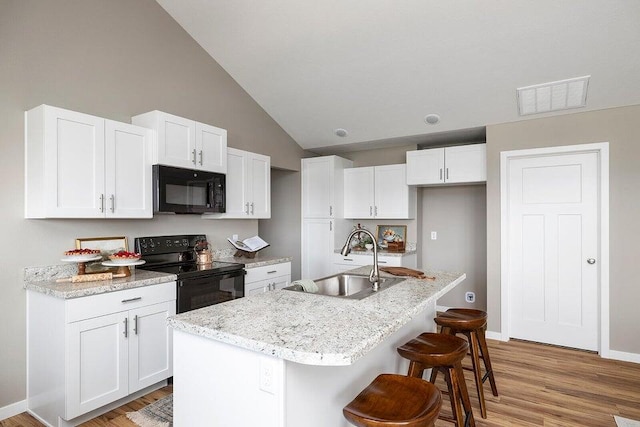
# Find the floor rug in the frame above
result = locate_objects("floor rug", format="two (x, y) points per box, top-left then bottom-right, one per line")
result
(127, 394), (173, 427)
(616, 416), (640, 427)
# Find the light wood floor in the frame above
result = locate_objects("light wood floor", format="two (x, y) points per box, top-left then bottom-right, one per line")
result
(2, 339), (640, 426)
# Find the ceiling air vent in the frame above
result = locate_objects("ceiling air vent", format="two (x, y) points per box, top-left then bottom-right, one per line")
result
(517, 75), (590, 116)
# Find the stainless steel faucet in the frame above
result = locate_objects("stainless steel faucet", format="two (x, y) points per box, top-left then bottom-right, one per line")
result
(340, 229), (381, 291)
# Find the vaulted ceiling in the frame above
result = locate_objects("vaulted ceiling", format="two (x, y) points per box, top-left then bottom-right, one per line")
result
(156, 0), (640, 152)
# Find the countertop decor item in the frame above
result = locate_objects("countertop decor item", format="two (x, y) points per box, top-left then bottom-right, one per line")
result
(375, 225), (407, 251)
(76, 236), (128, 273)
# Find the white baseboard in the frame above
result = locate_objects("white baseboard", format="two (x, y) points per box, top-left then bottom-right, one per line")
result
(0, 399), (26, 422)
(485, 330), (508, 341)
(606, 350), (640, 364)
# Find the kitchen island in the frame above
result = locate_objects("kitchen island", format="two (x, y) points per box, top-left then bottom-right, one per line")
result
(168, 266), (465, 426)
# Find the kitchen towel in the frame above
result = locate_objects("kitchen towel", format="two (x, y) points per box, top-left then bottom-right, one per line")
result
(291, 279), (318, 293)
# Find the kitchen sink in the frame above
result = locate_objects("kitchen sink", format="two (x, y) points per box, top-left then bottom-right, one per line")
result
(283, 273), (404, 300)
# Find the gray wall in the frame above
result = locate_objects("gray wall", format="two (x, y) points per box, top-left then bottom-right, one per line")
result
(0, 0), (304, 408)
(486, 104), (640, 354)
(259, 169), (302, 281)
(420, 185), (487, 309)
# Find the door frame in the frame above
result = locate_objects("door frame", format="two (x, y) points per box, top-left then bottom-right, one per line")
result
(500, 142), (609, 356)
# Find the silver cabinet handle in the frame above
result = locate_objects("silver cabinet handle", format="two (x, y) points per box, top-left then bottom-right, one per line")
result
(110, 194), (115, 212)
(267, 270), (277, 274)
(199, 150), (203, 165)
(370, 206), (373, 217)
(343, 258), (353, 262)
(250, 202), (255, 215)
(374, 206), (378, 216)
(378, 260), (387, 264)
(245, 202), (250, 215)
(99, 194), (105, 212)
(192, 149), (197, 165)
(121, 297), (142, 303)
(329, 206), (333, 216)
(587, 258), (596, 264)
(123, 317), (128, 338)
(133, 315), (138, 335)
(329, 221), (332, 231)
(446, 168), (449, 180)
(439, 168), (443, 181)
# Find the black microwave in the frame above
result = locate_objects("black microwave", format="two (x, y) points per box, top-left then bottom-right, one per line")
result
(153, 165), (225, 214)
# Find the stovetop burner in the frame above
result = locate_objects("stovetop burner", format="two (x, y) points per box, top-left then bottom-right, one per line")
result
(134, 234), (244, 279)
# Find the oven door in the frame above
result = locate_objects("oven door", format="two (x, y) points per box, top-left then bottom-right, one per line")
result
(177, 270), (245, 313)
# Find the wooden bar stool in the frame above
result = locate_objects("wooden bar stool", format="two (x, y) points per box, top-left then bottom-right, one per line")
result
(343, 374), (442, 427)
(434, 308), (498, 419)
(397, 333), (475, 427)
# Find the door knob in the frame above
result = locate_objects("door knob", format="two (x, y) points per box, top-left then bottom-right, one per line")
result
(587, 258), (596, 264)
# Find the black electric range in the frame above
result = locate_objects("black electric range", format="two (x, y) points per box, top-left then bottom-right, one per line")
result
(134, 234), (245, 313)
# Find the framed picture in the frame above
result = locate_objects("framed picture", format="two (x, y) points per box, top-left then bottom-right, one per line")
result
(76, 236), (128, 272)
(375, 225), (407, 248)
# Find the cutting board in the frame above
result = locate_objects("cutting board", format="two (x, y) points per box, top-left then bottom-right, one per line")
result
(380, 267), (435, 280)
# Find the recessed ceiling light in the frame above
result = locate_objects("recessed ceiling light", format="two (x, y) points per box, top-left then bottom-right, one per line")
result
(424, 114), (440, 125)
(334, 128), (348, 137)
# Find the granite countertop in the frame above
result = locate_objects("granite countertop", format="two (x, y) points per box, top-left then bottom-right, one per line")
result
(24, 268), (177, 299)
(214, 255), (292, 269)
(168, 266), (465, 366)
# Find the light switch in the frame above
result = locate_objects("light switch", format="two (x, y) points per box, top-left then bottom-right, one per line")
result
(431, 231), (437, 240)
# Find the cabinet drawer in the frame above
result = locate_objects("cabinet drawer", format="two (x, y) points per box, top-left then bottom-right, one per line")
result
(66, 281), (176, 323)
(245, 262), (291, 284)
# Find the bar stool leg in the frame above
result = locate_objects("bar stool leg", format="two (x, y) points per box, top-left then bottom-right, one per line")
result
(454, 361), (476, 427)
(467, 331), (487, 418)
(443, 366), (464, 427)
(408, 360), (425, 378)
(477, 327), (498, 397)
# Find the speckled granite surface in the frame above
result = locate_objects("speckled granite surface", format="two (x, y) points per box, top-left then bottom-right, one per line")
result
(168, 266), (464, 366)
(214, 255), (292, 269)
(24, 266), (176, 299)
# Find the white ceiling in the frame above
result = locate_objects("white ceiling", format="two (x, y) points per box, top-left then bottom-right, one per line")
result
(156, 0), (640, 152)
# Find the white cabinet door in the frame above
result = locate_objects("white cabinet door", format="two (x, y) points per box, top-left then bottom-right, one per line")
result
(66, 312), (128, 419)
(105, 121), (153, 218)
(270, 275), (291, 291)
(248, 152), (271, 218)
(195, 122), (227, 173)
(42, 107), (106, 218)
(154, 111), (197, 169)
(245, 280), (270, 296)
(444, 144), (486, 184)
(302, 219), (335, 280)
(406, 148), (444, 185)
(302, 157), (335, 218)
(128, 301), (174, 393)
(225, 148), (250, 217)
(374, 164), (411, 219)
(344, 167), (375, 218)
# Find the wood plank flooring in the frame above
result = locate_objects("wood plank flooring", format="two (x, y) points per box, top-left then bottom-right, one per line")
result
(2, 339), (639, 426)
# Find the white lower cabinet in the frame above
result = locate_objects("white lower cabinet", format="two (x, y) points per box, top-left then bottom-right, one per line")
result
(333, 252), (417, 273)
(245, 262), (291, 295)
(27, 282), (176, 425)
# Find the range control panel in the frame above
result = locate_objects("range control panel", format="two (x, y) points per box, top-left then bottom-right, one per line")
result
(134, 234), (206, 255)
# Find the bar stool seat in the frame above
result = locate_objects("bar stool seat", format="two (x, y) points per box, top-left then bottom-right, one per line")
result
(343, 374), (442, 427)
(435, 308), (498, 419)
(398, 333), (475, 427)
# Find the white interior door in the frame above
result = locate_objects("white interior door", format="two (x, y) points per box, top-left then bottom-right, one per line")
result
(507, 151), (599, 350)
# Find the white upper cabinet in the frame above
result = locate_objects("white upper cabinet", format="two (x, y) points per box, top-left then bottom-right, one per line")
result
(132, 111), (227, 174)
(25, 105), (152, 219)
(302, 156), (353, 218)
(344, 164), (416, 219)
(406, 143), (486, 185)
(205, 147), (270, 219)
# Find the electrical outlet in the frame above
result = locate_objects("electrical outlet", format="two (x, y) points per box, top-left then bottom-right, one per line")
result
(259, 358), (275, 394)
(465, 292), (475, 303)
(431, 231), (437, 240)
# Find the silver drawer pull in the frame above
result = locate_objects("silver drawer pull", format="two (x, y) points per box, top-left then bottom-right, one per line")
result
(343, 258), (353, 261)
(121, 297), (142, 303)
(267, 270), (277, 274)
(378, 261), (387, 264)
